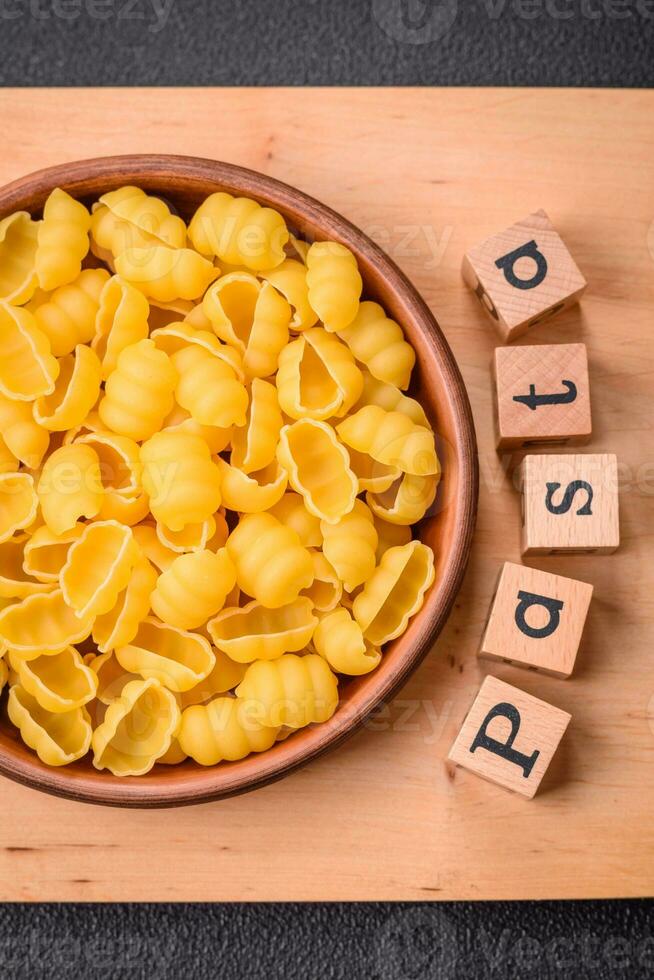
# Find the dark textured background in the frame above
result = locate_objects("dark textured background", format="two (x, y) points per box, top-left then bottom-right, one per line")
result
(0, 0), (652, 87)
(1, 1), (653, 975)
(0, 901), (653, 978)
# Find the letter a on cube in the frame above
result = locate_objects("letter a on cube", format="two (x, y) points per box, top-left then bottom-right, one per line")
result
(479, 562), (593, 677)
(462, 210), (587, 341)
(448, 676), (571, 798)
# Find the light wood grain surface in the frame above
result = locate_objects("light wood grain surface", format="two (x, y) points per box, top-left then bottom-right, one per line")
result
(0, 87), (652, 901)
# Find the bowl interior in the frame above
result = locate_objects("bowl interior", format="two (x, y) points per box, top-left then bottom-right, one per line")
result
(0, 155), (477, 807)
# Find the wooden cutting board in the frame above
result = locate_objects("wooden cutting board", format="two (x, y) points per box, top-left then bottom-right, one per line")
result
(0, 88), (652, 901)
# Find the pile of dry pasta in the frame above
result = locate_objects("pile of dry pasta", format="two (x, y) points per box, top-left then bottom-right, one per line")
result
(0, 185), (439, 776)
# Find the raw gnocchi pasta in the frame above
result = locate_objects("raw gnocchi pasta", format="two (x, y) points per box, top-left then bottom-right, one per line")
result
(0, 210), (39, 305)
(0, 183), (439, 777)
(32, 268), (110, 357)
(35, 188), (91, 292)
(91, 186), (187, 258)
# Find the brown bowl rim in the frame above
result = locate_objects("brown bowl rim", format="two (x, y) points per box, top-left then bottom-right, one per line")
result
(0, 154), (478, 807)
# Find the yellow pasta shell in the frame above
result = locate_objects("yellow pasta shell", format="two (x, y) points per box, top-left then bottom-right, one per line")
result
(183, 301), (213, 329)
(9, 646), (98, 713)
(373, 515), (412, 562)
(217, 459), (287, 514)
(92, 555), (158, 654)
(0, 657), (7, 695)
(155, 515), (217, 555)
(75, 429), (140, 487)
(88, 650), (142, 705)
(140, 431), (222, 532)
(171, 343), (248, 430)
(336, 405), (439, 477)
(356, 370), (429, 427)
(0, 433), (18, 474)
(352, 540), (435, 646)
(148, 299), (195, 336)
(0, 588), (94, 657)
(115, 245), (219, 303)
(226, 513), (314, 610)
(306, 241), (362, 333)
(150, 548), (236, 630)
(289, 233), (310, 264)
(188, 191), (288, 271)
(157, 739), (188, 766)
(235, 652), (339, 730)
(0, 393), (49, 469)
(92, 677), (180, 776)
(179, 695), (279, 766)
(178, 649), (248, 710)
(338, 302), (415, 391)
(116, 618), (216, 693)
(0, 302), (59, 401)
(37, 443), (104, 534)
(99, 338), (177, 441)
(99, 488), (150, 527)
(33, 344), (102, 431)
(8, 685), (92, 766)
(202, 274), (291, 379)
(132, 522), (177, 571)
(162, 403), (233, 455)
(93, 187), (187, 255)
(320, 499), (378, 593)
(32, 268), (110, 357)
(62, 408), (104, 445)
(91, 205), (137, 259)
(92, 274), (150, 379)
(277, 419), (358, 525)
(152, 323), (248, 428)
(152, 320), (244, 372)
(230, 378), (282, 473)
(300, 550), (342, 612)
(276, 327), (363, 421)
(0, 472), (38, 543)
(0, 536), (57, 598)
(61, 520), (139, 619)
(36, 189), (91, 292)
(267, 492), (323, 548)
(0, 211), (39, 305)
(313, 607), (381, 676)
(366, 471), (439, 526)
(346, 446), (400, 495)
(261, 258), (318, 332)
(73, 430), (147, 526)
(208, 597), (317, 664)
(22, 522), (86, 583)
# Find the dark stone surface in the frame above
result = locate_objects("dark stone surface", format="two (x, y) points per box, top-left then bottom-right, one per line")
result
(0, 0), (652, 87)
(0, 901), (653, 978)
(1, 0), (652, 967)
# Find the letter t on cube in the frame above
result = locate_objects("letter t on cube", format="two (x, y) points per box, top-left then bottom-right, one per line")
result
(493, 343), (592, 449)
(448, 676), (571, 797)
(462, 210), (587, 341)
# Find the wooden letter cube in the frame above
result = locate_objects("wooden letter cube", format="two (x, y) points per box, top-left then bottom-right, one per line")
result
(493, 343), (592, 449)
(462, 210), (587, 341)
(519, 453), (620, 555)
(479, 562), (593, 677)
(448, 676), (571, 798)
